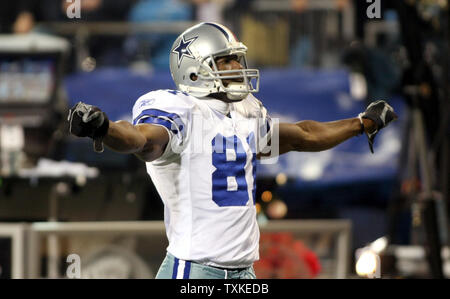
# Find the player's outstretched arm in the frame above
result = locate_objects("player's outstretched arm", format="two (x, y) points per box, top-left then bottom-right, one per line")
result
(68, 102), (169, 162)
(277, 118), (373, 154)
(104, 121), (169, 161)
(277, 100), (397, 154)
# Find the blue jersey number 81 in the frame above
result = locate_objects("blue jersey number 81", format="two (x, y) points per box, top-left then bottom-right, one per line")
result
(211, 133), (256, 207)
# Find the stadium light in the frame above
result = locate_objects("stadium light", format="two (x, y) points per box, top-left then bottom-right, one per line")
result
(369, 236), (388, 254)
(355, 247), (381, 278)
(275, 173), (287, 185)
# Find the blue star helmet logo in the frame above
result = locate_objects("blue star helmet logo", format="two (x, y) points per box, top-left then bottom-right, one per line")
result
(172, 35), (198, 68)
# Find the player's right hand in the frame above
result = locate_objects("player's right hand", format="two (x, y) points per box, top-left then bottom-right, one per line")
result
(68, 102), (110, 139)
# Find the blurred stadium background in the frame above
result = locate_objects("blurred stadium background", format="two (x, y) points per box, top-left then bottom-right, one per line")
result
(0, 0), (448, 279)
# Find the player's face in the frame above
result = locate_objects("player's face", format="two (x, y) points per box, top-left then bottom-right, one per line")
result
(215, 55), (244, 86)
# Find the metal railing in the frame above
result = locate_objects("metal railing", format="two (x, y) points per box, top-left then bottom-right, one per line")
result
(0, 223), (28, 279)
(0, 219), (352, 279)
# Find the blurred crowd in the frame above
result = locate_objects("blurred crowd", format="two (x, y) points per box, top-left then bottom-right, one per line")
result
(0, 0), (241, 69)
(0, 0), (447, 92)
(0, 0), (358, 70)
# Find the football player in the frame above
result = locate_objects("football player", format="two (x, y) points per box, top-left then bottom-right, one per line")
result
(68, 22), (397, 279)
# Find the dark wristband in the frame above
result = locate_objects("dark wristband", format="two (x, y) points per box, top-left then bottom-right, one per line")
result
(358, 113), (365, 135)
(91, 112), (110, 139)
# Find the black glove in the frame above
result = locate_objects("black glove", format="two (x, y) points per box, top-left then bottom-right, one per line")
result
(359, 100), (398, 153)
(68, 102), (110, 152)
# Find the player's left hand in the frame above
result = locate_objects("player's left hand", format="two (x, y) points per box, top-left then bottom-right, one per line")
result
(359, 100), (398, 153)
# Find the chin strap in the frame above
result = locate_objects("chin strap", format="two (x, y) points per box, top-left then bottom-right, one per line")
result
(226, 92), (248, 101)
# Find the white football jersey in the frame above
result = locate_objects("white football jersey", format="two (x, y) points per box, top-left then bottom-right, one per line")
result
(132, 89), (272, 268)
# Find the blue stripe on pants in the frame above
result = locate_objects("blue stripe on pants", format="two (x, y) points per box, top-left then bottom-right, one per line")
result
(184, 261), (191, 279)
(172, 257), (179, 279)
(155, 252), (256, 279)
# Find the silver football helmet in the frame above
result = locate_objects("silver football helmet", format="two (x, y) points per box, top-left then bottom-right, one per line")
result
(169, 22), (259, 101)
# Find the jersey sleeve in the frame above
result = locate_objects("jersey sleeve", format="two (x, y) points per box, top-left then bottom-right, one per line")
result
(132, 90), (193, 160)
(246, 94), (273, 156)
(260, 105), (273, 141)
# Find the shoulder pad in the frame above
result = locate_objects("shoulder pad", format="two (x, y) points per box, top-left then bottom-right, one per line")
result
(132, 90), (196, 123)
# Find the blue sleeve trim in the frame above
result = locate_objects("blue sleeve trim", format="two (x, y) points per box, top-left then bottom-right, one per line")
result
(139, 117), (176, 133)
(133, 109), (184, 135)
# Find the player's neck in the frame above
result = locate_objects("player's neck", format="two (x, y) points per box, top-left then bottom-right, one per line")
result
(203, 97), (231, 115)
